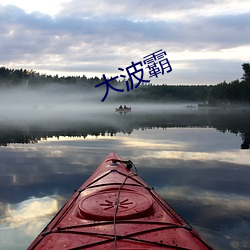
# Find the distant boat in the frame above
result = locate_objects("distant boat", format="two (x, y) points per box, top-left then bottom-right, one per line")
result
(115, 106), (132, 113)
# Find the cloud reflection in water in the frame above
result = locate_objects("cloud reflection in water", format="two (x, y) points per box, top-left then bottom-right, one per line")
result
(0, 127), (250, 249)
(0, 196), (61, 250)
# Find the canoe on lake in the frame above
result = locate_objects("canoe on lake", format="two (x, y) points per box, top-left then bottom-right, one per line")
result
(28, 152), (213, 249)
(115, 107), (131, 113)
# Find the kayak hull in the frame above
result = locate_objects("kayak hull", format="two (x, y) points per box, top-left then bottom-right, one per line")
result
(28, 152), (213, 249)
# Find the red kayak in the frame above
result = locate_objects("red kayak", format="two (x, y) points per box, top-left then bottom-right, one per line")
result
(28, 152), (213, 249)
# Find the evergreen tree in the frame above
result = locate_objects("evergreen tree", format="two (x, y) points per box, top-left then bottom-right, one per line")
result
(242, 63), (250, 83)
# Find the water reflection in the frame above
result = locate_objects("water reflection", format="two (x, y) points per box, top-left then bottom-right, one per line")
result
(0, 107), (250, 149)
(0, 196), (62, 250)
(1, 196), (59, 228)
(0, 108), (250, 249)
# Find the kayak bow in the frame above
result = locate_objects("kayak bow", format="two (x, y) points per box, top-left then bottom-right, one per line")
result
(28, 152), (213, 249)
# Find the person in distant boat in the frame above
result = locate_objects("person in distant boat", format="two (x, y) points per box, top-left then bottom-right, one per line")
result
(119, 105), (123, 109)
(124, 105), (127, 109)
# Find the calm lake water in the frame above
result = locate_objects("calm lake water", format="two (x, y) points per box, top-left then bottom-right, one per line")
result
(0, 104), (250, 249)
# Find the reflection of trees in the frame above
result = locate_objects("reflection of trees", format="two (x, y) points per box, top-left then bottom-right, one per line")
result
(0, 131), (38, 146)
(0, 109), (250, 149)
(241, 134), (250, 149)
(201, 109), (250, 149)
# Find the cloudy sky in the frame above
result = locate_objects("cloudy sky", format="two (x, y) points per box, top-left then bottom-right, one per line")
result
(0, 0), (250, 84)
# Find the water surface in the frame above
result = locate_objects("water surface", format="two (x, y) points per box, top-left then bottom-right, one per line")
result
(0, 105), (250, 249)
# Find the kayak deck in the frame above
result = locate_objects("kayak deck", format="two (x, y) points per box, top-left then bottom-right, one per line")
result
(28, 152), (213, 249)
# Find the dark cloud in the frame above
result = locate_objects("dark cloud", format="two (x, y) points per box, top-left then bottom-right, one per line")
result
(1, 4), (249, 49)
(0, 1), (249, 83)
(184, 13), (250, 49)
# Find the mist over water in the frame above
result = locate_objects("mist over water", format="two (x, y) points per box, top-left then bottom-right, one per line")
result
(0, 84), (250, 249)
(0, 84), (198, 126)
(0, 85), (108, 121)
(1, 84), (250, 149)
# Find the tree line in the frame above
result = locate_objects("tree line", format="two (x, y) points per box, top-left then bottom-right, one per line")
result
(0, 67), (99, 88)
(208, 63), (250, 105)
(0, 63), (249, 104)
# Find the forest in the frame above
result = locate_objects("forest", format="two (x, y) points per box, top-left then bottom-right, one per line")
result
(0, 63), (249, 104)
